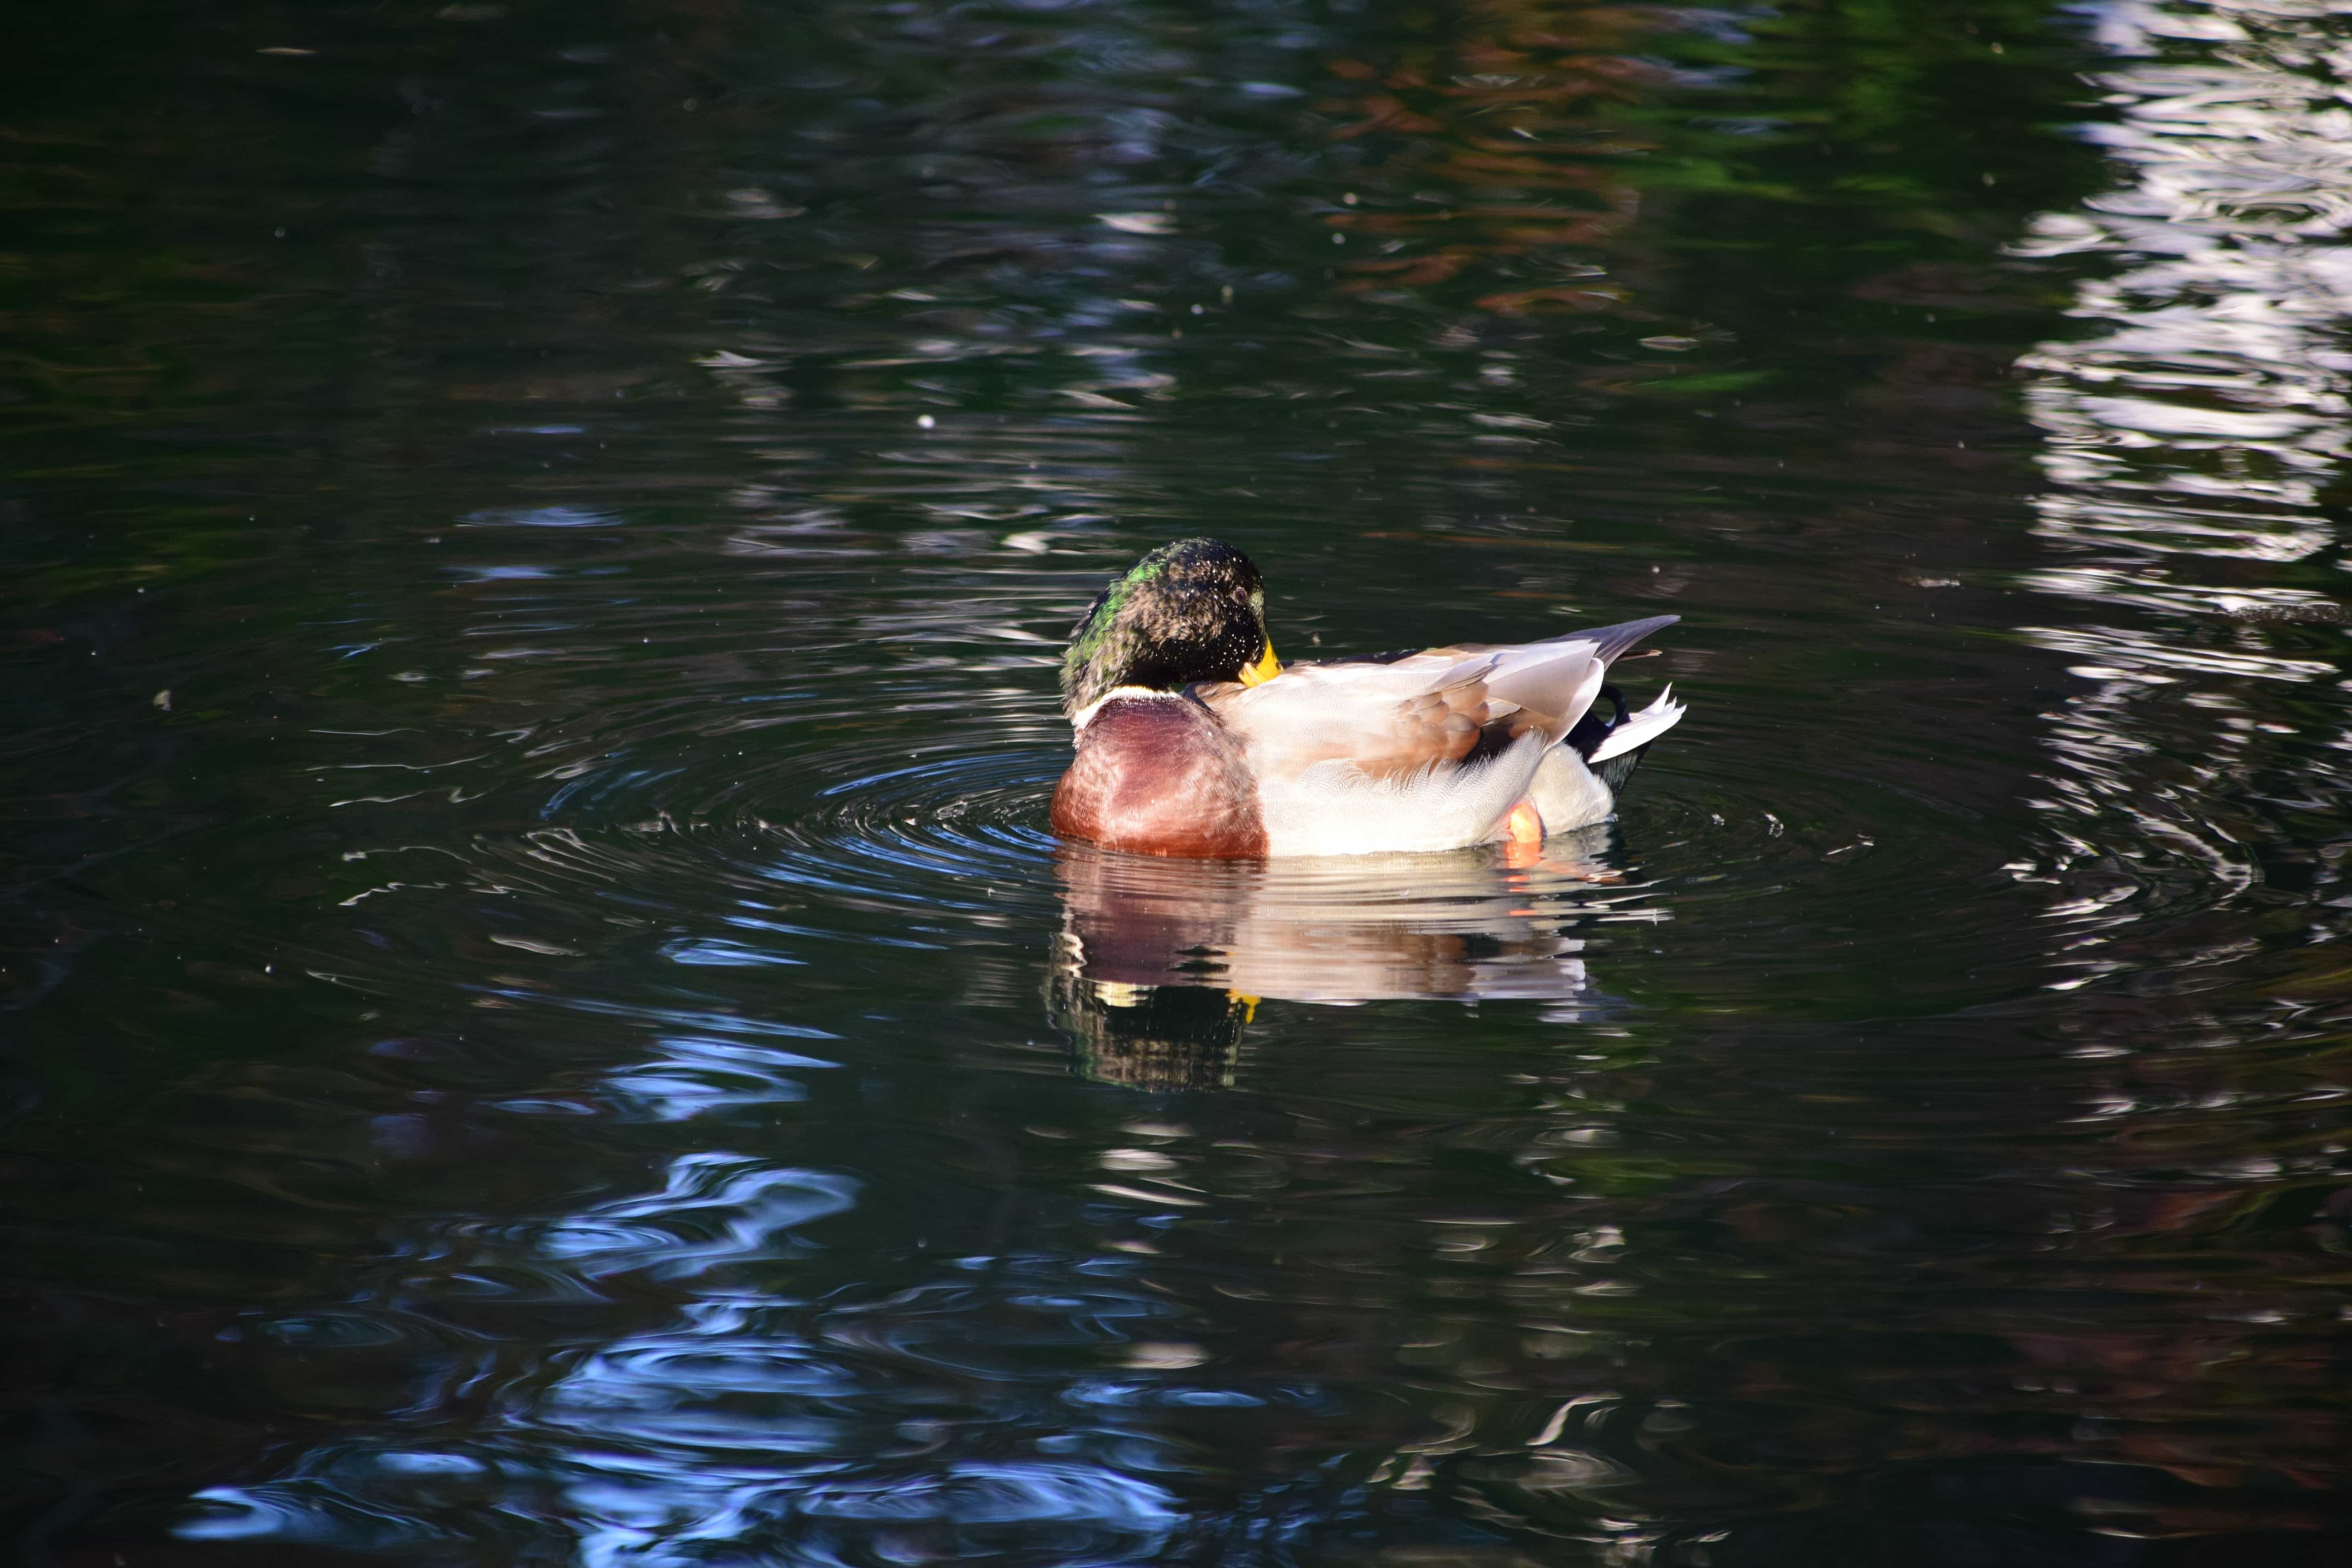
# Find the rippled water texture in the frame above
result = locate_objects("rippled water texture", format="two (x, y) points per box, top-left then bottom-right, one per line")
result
(7, 0), (2352, 1563)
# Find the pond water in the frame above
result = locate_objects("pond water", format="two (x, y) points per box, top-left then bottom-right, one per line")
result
(6, 0), (2352, 1562)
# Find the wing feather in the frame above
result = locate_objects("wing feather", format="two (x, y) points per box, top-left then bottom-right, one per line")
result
(1195, 613), (1679, 856)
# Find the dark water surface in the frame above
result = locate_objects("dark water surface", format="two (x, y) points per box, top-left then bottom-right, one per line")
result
(8, 0), (2352, 1562)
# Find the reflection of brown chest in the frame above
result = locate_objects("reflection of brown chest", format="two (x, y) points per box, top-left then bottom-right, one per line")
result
(1050, 695), (1267, 858)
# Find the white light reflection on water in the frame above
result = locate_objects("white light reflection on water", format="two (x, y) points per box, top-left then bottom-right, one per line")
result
(2016, 0), (2352, 569)
(2010, 0), (2352, 957)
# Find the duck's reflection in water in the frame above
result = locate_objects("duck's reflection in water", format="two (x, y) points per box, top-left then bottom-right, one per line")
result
(1048, 835), (1645, 1089)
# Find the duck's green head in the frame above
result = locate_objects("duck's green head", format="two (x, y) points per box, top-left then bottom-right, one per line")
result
(1061, 538), (1280, 719)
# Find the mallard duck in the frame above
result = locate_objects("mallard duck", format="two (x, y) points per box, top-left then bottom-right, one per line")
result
(1050, 539), (1686, 858)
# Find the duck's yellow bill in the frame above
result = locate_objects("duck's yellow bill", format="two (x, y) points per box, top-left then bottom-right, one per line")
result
(1239, 643), (1281, 687)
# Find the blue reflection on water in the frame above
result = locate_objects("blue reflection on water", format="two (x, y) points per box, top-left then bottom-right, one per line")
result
(183, 1138), (1182, 1564)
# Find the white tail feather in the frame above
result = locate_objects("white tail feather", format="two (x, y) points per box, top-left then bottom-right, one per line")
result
(1587, 685), (1685, 763)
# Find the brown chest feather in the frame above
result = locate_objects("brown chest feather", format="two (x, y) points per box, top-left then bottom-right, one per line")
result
(1050, 696), (1267, 858)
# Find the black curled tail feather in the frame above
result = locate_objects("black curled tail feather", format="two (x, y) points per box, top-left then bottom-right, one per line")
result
(1566, 684), (1631, 762)
(1569, 682), (1657, 792)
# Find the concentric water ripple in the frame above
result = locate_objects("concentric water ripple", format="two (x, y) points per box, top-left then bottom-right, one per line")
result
(413, 626), (2197, 1038)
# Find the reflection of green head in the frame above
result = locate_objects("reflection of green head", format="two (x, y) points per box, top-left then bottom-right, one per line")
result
(1046, 967), (1246, 1092)
(1061, 539), (1273, 717)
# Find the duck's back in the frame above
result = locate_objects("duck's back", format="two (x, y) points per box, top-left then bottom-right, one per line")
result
(1051, 695), (1267, 858)
(1197, 647), (1585, 857)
